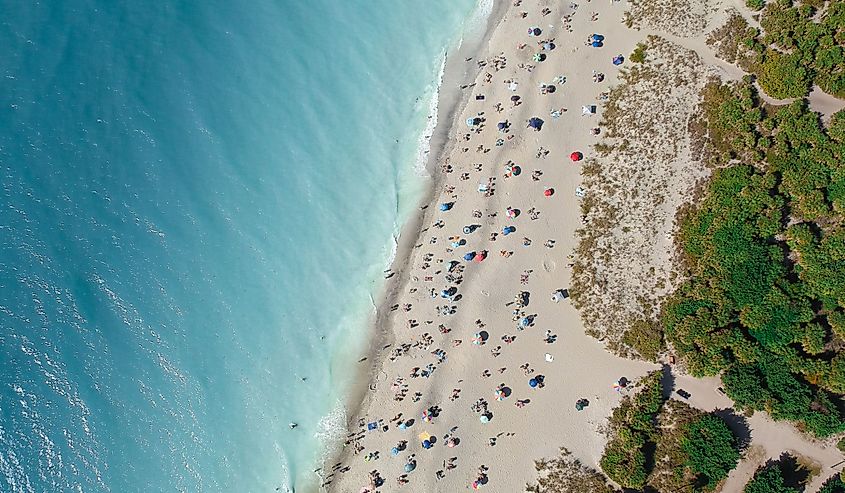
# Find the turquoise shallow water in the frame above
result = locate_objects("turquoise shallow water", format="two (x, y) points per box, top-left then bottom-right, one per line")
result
(0, 0), (479, 491)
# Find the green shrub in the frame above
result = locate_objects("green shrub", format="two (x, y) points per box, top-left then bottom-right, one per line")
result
(743, 463), (800, 493)
(599, 371), (665, 489)
(622, 318), (664, 361)
(757, 51), (811, 98)
(819, 473), (845, 493)
(631, 43), (647, 63)
(681, 415), (741, 490)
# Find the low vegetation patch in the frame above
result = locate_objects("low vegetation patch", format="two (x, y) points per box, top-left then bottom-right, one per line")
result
(527, 448), (619, 493)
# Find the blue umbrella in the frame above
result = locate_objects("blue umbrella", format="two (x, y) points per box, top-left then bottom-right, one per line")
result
(528, 117), (543, 130)
(591, 41), (602, 48)
(464, 252), (476, 261)
(529, 378), (538, 388)
(391, 447), (400, 456)
(405, 462), (416, 472)
(440, 202), (452, 211)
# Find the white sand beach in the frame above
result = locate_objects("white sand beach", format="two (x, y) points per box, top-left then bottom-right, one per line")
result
(320, 0), (845, 491)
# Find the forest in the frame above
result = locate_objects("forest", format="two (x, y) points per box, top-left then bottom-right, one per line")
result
(662, 73), (845, 436)
(656, 0), (845, 440)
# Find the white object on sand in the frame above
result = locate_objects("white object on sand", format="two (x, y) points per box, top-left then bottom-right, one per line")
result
(545, 353), (554, 362)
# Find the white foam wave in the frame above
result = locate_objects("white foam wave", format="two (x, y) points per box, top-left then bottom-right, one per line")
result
(464, 0), (495, 38)
(313, 400), (348, 483)
(412, 53), (447, 178)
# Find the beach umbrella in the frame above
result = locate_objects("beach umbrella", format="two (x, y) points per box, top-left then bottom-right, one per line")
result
(497, 121), (507, 130)
(544, 188), (554, 197)
(418, 431), (432, 442)
(570, 151), (583, 162)
(506, 207), (516, 218)
(543, 42), (554, 50)
(591, 41), (602, 48)
(479, 414), (490, 423)
(439, 202), (452, 211)
(405, 462), (416, 472)
(422, 440), (432, 449)
(528, 117), (543, 130)
(529, 378), (538, 388)
(591, 34), (605, 41)
(502, 226), (515, 236)
(533, 27), (541, 35)
(520, 316), (531, 327)
(473, 252), (486, 262)
(472, 332), (483, 345)
(447, 438), (457, 448)
(391, 447), (400, 456)
(510, 95), (520, 102)
(613, 55), (624, 65)
(532, 53), (544, 62)
(464, 252), (476, 261)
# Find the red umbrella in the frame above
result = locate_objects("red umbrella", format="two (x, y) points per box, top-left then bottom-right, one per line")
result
(570, 151), (582, 162)
(473, 251), (487, 262)
(544, 188), (554, 197)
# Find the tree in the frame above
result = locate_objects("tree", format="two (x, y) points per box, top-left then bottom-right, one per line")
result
(681, 415), (741, 490)
(757, 51), (811, 98)
(744, 463), (800, 493)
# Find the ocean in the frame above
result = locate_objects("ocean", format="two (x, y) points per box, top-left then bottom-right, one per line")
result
(0, 0), (483, 491)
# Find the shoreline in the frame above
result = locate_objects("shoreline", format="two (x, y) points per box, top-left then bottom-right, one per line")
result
(322, 0), (662, 490)
(315, 1), (512, 490)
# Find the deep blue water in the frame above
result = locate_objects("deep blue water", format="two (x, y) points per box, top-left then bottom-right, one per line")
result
(0, 1), (480, 491)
